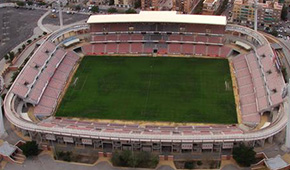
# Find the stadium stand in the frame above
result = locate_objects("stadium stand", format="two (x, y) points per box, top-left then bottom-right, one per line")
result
(106, 44), (118, 53)
(219, 47), (232, 58)
(119, 34), (130, 41)
(106, 34), (118, 41)
(169, 34), (182, 41)
(118, 43), (130, 53)
(233, 54), (260, 124)
(208, 37), (222, 44)
(82, 44), (92, 55)
(92, 44), (105, 54)
(195, 45), (207, 56)
(168, 44), (181, 54)
(92, 35), (106, 41)
(182, 44), (194, 55)
(195, 35), (208, 43)
(183, 35), (195, 42)
(207, 46), (220, 57)
(34, 51), (80, 117)
(232, 44), (285, 125)
(38, 117), (244, 136)
(131, 43), (143, 53)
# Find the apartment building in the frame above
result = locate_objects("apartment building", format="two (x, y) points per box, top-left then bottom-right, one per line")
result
(203, 0), (221, 14)
(141, 0), (200, 13)
(232, 0), (282, 28)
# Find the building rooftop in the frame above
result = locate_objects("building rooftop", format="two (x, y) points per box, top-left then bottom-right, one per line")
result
(87, 11), (227, 25)
(0, 141), (17, 157)
(264, 155), (289, 170)
(234, 0), (282, 9)
(203, 0), (218, 5)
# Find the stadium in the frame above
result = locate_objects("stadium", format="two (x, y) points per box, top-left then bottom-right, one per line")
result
(3, 11), (287, 153)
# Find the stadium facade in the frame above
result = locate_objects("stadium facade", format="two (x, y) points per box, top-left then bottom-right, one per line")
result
(3, 11), (287, 153)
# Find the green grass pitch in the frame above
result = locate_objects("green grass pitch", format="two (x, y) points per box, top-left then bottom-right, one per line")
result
(56, 56), (237, 124)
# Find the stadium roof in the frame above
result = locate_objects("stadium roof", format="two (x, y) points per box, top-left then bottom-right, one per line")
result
(87, 11), (227, 25)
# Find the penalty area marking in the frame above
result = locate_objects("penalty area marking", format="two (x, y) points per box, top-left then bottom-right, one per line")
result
(72, 77), (79, 86)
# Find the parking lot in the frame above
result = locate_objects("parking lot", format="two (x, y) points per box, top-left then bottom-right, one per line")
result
(42, 11), (89, 26)
(0, 7), (45, 60)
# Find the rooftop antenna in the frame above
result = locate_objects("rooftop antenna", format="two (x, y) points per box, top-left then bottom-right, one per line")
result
(58, 0), (63, 28)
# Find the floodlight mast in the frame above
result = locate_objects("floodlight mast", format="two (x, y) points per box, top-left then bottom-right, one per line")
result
(254, 0), (258, 31)
(282, 81), (290, 151)
(285, 82), (290, 148)
(58, 0), (63, 28)
(0, 98), (7, 138)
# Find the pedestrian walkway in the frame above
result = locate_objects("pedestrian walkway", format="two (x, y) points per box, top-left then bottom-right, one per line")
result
(4, 153), (176, 170)
(37, 11), (52, 33)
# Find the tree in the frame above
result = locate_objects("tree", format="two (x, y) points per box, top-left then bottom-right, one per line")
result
(112, 150), (132, 167)
(270, 29), (278, 37)
(197, 160), (203, 166)
(125, 8), (137, 13)
(38, 2), (46, 6)
(109, 0), (114, 5)
(19, 141), (39, 157)
(108, 7), (117, 13)
(56, 151), (72, 162)
(4, 54), (9, 61)
(184, 162), (195, 169)
(134, 0), (141, 8)
(10, 71), (20, 84)
(90, 6), (99, 13)
(18, 48), (22, 54)
(74, 5), (81, 11)
(135, 151), (158, 168)
(281, 5), (288, 21)
(233, 143), (256, 167)
(43, 32), (47, 35)
(8, 51), (15, 61)
(16, 1), (25, 6)
(22, 44), (26, 50)
(27, 1), (33, 6)
(111, 151), (158, 168)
